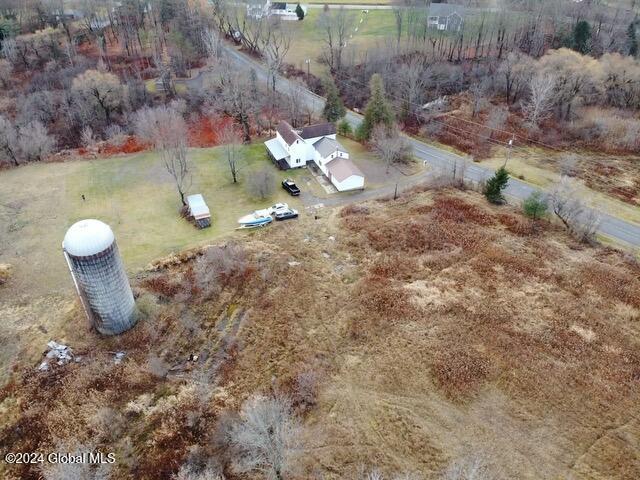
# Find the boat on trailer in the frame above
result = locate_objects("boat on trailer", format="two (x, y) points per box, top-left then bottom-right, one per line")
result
(237, 209), (273, 229)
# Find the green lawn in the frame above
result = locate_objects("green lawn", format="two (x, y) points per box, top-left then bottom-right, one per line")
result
(281, 8), (531, 76)
(0, 144), (303, 298)
(306, 0), (391, 4)
(281, 9), (396, 75)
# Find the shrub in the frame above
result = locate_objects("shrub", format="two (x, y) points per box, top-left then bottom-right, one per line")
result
(432, 349), (490, 399)
(229, 394), (302, 480)
(522, 191), (548, 221)
(0, 263), (12, 285)
(193, 243), (251, 298)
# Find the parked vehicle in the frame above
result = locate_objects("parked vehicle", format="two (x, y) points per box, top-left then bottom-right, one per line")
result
(282, 179), (300, 196)
(237, 210), (273, 228)
(275, 208), (298, 221)
(268, 203), (290, 215)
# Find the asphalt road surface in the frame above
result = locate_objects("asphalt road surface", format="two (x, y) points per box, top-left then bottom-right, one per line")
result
(216, 44), (640, 248)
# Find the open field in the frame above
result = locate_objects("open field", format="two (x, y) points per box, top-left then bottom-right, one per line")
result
(281, 7), (534, 75)
(279, 9), (396, 75)
(306, 0), (391, 5)
(1, 186), (639, 479)
(0, 144), (306, 301)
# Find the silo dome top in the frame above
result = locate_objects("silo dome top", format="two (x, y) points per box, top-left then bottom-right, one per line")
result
(63, 219), (115, 257)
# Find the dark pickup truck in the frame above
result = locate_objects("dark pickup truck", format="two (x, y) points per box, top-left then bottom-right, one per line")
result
(282, 179), (300, 196)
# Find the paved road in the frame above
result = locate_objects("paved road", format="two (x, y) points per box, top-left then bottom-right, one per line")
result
(217, 44), (640, 248)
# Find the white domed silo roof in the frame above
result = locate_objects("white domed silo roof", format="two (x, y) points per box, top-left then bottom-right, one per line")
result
(63, 219), (115, 257)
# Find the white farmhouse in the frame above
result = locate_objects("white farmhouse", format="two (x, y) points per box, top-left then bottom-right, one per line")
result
(265, 121), (365, 192)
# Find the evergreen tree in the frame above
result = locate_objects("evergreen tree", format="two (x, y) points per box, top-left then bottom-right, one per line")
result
(627, 21), (638, 57)
(484, 166), (510, 204)
(322, 78), (346, 122)
(522, 191), (548, 220)
(356, 74), (394, 141)
(572, 20), (592, 55)
(337, 118), (352, 137)
(295, 3), (305, 20)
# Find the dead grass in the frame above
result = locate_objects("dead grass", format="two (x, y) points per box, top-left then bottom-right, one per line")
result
(1, 189), (640, 479)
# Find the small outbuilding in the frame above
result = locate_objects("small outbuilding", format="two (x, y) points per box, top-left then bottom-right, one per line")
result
(186, 194), (211, 229)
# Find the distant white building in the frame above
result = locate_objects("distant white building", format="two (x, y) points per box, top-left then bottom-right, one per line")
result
(427, 3), (465, 32)
(265, 121), (365, 191)
(246, 0), (307, 20)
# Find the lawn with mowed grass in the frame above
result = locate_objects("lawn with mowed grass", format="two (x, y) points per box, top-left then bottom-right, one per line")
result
(281, 8), (532, 75)
(0, 144), (304, 299)
(281, 9), (396, 75)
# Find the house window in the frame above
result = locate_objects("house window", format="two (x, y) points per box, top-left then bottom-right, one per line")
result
(296, 158), (300, 164)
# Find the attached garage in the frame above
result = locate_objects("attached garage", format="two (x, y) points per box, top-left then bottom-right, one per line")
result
(327, 157), (365, 191)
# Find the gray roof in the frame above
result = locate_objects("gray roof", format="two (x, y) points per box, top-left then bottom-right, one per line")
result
(327, 157), (364, 182)
(277, 121), (301, 145)
(300, 122), (336, 139)
(429, 3), (465, 17)
(314, 137), (346, 158)
(265, 138), (289, 160)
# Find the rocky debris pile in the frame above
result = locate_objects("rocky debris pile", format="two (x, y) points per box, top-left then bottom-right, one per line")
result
(38, 341), (76, 371)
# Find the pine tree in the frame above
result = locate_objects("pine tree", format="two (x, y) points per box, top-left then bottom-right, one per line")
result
(295, 3), (305, 20)
(322, 78), (346, 122)
(522, 191), (548, 220)
(572, 20), (592, 55)
(484, 166), (510, 204)
(356, 74), (394, 141)
(627, 21), (638, 57)
(337, 118), (352, 137)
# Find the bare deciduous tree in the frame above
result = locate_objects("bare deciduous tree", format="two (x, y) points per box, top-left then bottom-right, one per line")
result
(173, 463), (225, 480)
(264, 28), (291, 92)
(469, 80), (489, 118)
(397, 57), (426, 121)
(16, 120), (56, 161)
(218, 60), (255, 142)
(72, 69), (127, 123)
(538, 48), (602, 120)
(41, 444), (111, 480)
(135, 105), (190, 206)
(0, 59), (12, 88)
(370, 125), (412, 173)
(219, 120), (243, 183)
(548, 176), (601, 242)
(81, 126), (96, 148)
(523, 72), (556, 127)
(0, 115), (19, 166)
(318, 7), (354, 73)
(441, 455), (495, 480)
(229, 394), (302, 480)
(246, 167), (275, 200)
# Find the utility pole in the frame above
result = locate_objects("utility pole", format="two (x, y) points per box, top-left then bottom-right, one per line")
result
(305, 58), (311, 81)
(503, 137), (514, 168)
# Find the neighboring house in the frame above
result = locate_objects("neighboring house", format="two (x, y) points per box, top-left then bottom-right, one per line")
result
(427, 3), (465, 32)
(270, 2), (307, 19)
(265, 121), (365, 192)
(246, 0), (307, 20)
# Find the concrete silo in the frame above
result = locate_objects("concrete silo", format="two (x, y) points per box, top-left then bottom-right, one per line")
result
(62, 219), (136, 335)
